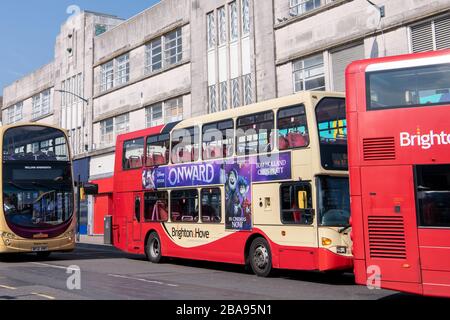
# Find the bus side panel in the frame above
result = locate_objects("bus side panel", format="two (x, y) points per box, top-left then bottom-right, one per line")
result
(418, 228), (450, 298)
(112, 192), (131, 253)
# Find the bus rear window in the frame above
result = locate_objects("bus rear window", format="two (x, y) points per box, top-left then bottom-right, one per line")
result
(367, 63), (450, 110)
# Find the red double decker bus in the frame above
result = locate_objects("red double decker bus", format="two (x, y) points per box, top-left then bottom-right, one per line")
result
(346, 49), (450, 297)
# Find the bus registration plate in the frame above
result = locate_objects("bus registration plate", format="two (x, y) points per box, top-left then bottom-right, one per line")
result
(32, 246), (48, 252)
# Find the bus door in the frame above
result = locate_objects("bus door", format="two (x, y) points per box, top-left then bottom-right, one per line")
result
(361, 166), (421, 284)
(132, 193), (143, 242)
(414, 165), (450, 296)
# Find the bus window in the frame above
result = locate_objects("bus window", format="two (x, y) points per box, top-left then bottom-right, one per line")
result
(3, 126), (69, 161)
(416, 165), (450, 228)
(202, 119), (234, 160)
(317, 176), (350, 227)
(367, 63), (450, 110)
(280, 183), (313, 225)
(146, 134), (170, 166)
(171, 189), (199, 222)
(277, 105), (309, 150)
(144, 191), (168, 222)
(134, 196), (141, 222)
(171, 127), (200, 164)
(201, 188), (222, 223)
(315, 97), (348, 170)
(123, 138), (144, 170)
(236, 111), (274, 156)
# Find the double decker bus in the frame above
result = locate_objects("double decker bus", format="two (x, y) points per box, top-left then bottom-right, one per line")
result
(111, 91), (352, 276)
(346, 49), (450, 297)
(0, 124), (75, 257)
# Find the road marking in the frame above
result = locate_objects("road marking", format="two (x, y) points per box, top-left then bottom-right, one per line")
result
(31, 262), (73, 270)
(31, 292), (56, 300)
(108, 274), (179, 287)
(0, 285), (17, 290)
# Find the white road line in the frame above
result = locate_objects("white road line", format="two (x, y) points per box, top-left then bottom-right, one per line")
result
(0, 284), (17, 290)
(108, 274), (179, 287)
(31, 262), (75, 271)
(31, 292), (56, 300)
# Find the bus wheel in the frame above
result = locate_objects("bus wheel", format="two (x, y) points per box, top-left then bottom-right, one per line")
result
(145, 232), (163, 263)
(249, 238), (272, 277)
(36, 252), (51, 259)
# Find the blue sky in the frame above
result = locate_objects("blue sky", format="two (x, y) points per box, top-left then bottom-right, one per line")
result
(0, 1), (160, 91)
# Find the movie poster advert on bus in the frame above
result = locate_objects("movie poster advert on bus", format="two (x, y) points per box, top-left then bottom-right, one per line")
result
(142, 152), (292, 230)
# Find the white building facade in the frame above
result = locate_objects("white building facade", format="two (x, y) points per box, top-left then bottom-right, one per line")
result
(3, 0), (450, 234)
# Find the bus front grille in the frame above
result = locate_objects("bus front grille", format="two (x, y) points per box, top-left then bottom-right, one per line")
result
(368, 216), (406, 259)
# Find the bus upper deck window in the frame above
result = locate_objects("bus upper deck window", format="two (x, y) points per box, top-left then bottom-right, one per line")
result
(123, 138), (144, 170)
(277, 105), (309, 150)
(146, 134), (170, 167)
(171, 127), (200, 164)
(202, 119), (234, 160)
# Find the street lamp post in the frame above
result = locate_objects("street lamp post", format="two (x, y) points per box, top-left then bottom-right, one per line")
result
(56, 89), (89, 243)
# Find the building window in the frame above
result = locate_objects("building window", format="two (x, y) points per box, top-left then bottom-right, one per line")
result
(100, 118), (114, 146)
(115, 114), (130, 135)
(229, 1), (239, 42)
(146, 103), (164, 128)
(144, 192), (169, 222)
(231, 78), (240, 108)
(164, 29), (183, 66)
(293, 54), (325, 92)
(207, 12), (216, 49)
(289, 0), (324, 16)
(242, 0), (250, 35)
(145, 28), (183, 75)
(115, 54), (130, 86)
(410, 15), (450, 53)
(201, 188), (222, 223)
(6, 103), (23, 124)
(101, 60), (114, 92)
(218, 7), (227, 45)
(170, 189), (199, 222)
(61, 81), (66, 107)
(208, 85), (217, 113)
(219, 81), (228, 111)
(165, 97), (183, 124)
(32, 89), (52, 120)
(243, 74), (253, 105)
(100, 114), (129, 146)
(145, 38), (162, 73)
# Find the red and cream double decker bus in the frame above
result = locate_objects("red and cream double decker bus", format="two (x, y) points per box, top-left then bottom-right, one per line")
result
(110, 92), (352, 276)
(346, 49), (450, 297)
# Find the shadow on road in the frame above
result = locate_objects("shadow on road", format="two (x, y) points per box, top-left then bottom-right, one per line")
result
(0, 243), (128, 263)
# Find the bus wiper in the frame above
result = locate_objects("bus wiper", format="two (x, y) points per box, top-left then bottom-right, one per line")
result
(7, 181), (32, 191)
(339, 225), (351, 233)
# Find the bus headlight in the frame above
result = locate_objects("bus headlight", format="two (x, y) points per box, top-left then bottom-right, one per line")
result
(322, 237), (332, 246)
(1, 232), (15, 239)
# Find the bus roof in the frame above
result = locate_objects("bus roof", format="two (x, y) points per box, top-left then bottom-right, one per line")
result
(346, 48), (450, 75)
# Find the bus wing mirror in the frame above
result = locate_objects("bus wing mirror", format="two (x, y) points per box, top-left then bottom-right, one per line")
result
(83, 183), (99, 196)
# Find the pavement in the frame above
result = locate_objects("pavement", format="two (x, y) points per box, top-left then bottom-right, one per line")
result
(0, 240), (430, 301)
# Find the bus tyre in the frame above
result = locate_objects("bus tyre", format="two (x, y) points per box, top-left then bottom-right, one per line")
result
(249, 238), (273, 277)
(145, 232), (163, 263)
